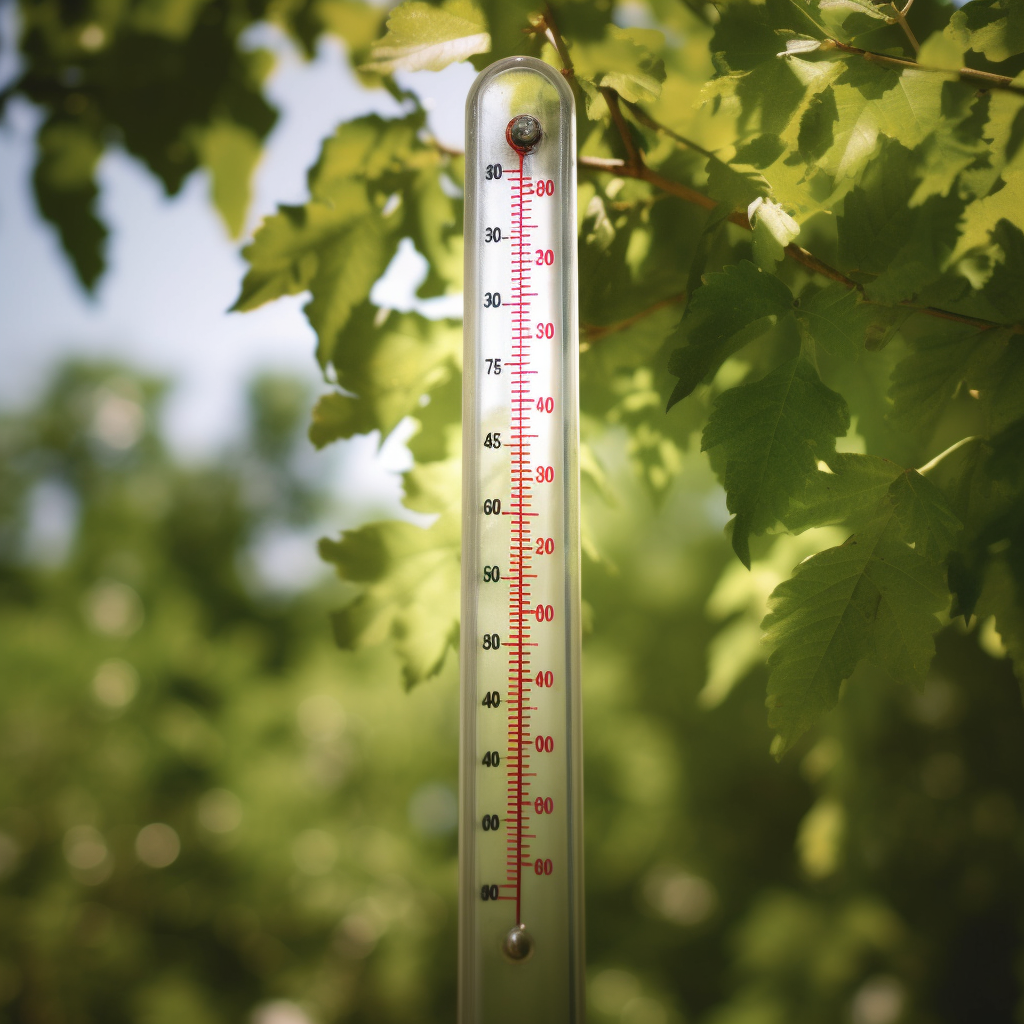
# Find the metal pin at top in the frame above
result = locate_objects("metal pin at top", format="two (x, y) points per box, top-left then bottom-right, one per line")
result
(507, 114), (542, 152)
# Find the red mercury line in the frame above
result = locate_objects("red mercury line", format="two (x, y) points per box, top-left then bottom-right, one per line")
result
(506, 147), (533, 926)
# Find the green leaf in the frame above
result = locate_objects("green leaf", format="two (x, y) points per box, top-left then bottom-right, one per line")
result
(783, 453), (902, 533)
(816, 65), (948, 185)
(573, 26), (667, 107)
(32, 118), (107, 291)
(309, 391), (375, 449)
(194, 119), (262, 238)
(320, 422), (462, 687)
(403, 167), (463, 297)
(955, 90), (1024, 206)
(887, 470), (962, 559)
(981, 221), (1024, 323)
(748, 197), (800, 272)
(763, 506), (947, 757)
(130, 0), (211, 39)
(710, 0), (826, 73)
(975, 337), (1024, 434)
(795, 284), (889, 359)
(917, 31), (965, 72)
(706, 56), (841, 167)
(317, 0), (389, 51)
(667, 262), (794, 408)
(888, 328), (1006, 437)
(234, 184), (375, 313)
(408, 370), (463, 464)
(685, 205), (733, 301)
(14, 0), (280, 286)
(778, 36), (828, 57)
(705, 158), (766, 212)
(818, 0), (888, 21)
(702, 357), (851, 567)
(838, 140), (964, 303)
(321, 513), (460, 686)
(305, 216), (394, 368)
(236, 114), (454, 368)
(976, 556), (1024, 682)
(947, 0), (1024, 64)
(307, 309), (462, 448)
(986, 415), (1024, 484)
(359, 0), (490, 74)
(946, 158), (1024, 273)
(310, 115), (428, 199)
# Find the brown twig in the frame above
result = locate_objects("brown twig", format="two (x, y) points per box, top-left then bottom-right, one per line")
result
(579, 155), (858, 286)
(601, 88), (642, 169)
(537, 4), (575, 81)
(426, 124), (1019, 338)
(889, 1), (919, 54)
(578, 154), (1016, 333)
(582, 292), (687, 348)
(579, 158), (717, 212)
(827, 40), (1024, 94)
(429, 137), (464, 159)
(622, 100), (718, 161)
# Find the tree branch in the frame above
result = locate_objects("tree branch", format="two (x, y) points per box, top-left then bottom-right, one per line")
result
(579, 155), (858, 286)
(827, 40), (1024, 95)
(621, 100), (718, 161)
(888, 1), (919, 54)
(917, 435), (978, 475)
(429, 137), (464, 159)
(601, 88), (642, 170)
(581, 292), (687, 348)
(532, 4), (575, 81)
(426, 132), (1021, 338)
(578, 154), (1018, 333)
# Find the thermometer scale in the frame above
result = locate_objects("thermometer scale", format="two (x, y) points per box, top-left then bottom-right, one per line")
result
(459, 57), (584, 1024)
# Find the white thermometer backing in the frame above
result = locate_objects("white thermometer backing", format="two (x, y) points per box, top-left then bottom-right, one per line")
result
(459, 57), (584, 1024)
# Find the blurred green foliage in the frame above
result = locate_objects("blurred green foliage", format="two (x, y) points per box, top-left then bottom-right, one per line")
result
(2, 0), (385, 287)
(7, 0), (1024, 1021)
(3, 365), (1024, 1024)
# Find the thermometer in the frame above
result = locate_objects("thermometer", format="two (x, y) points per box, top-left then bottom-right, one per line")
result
(459, 57), (584, 1023)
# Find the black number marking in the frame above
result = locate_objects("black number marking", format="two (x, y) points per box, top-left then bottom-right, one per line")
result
(482, 750), (500, 767)
(483, 565), (500, 582)
(484, 227), (503, 242)
(484, 432), (501, 448)
(483, 498), (501, 515)
(485, 164), (503, 180)
(484, 292), (501, 308)
(481, 814), (500, 831)
(482, 690), (501, 707)
(481, 884), (500, 900)
(486, 358), (502, 375)
(482, 633), (501, 650)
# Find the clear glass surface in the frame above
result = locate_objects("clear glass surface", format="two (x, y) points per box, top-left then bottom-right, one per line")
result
(459, 57), (584, 1024)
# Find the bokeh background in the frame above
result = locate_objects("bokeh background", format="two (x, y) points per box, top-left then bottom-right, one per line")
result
(3, 2), (1023, 1024)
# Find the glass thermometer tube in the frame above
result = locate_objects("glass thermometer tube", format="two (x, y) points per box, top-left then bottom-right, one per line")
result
(459, 56), (584, 1024)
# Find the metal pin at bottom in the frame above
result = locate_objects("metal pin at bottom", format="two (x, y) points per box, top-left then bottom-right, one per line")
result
(503, 924), (534, 962)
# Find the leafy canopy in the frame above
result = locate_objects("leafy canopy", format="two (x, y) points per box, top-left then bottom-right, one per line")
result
(239, 0), (1024, 749)
(11, 0), (1024, 754)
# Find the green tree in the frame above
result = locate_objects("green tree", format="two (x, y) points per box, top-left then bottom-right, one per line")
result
(230, 0), (1024, 755)
(8, 0), (1024, 1021)
(0, 365), (465, 1022)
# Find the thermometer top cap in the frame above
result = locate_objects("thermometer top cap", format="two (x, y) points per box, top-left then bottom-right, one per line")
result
(507, 114), (542, 152)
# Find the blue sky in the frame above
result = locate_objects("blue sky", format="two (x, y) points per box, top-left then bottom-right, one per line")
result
(0, 11), (475, 591)
(0, 9), (471, 460)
